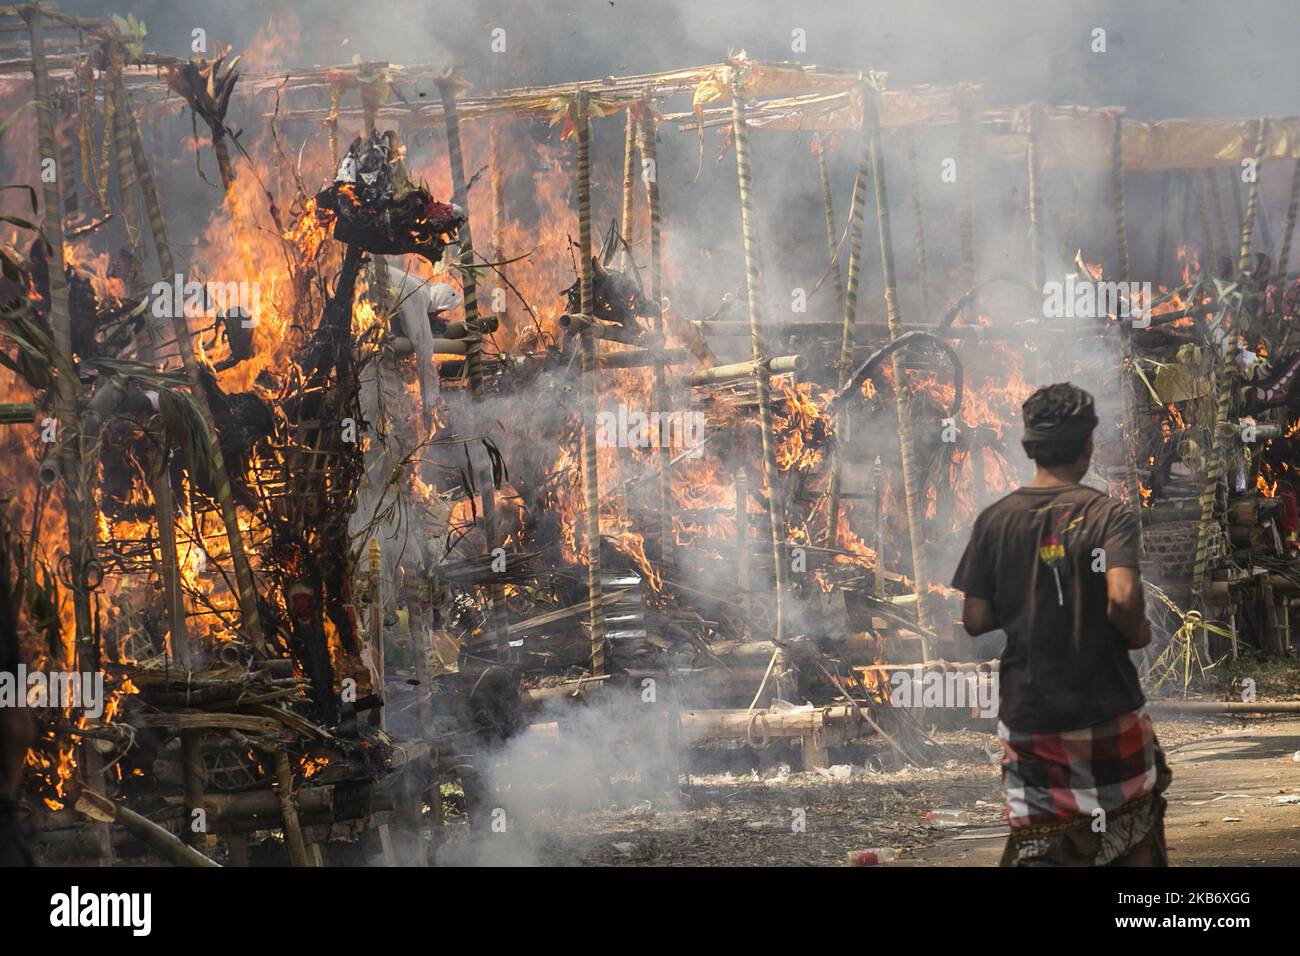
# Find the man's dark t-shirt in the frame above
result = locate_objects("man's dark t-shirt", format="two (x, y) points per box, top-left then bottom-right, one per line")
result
(951, 483), (1145, 733)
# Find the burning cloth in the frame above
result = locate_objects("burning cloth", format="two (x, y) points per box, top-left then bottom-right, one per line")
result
(997, 707), (1171, 866)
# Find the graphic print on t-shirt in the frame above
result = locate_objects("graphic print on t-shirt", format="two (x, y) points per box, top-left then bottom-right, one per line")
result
(1034, 505), (1085, 606)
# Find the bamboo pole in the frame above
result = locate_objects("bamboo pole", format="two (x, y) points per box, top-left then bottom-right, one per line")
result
(105, 48), (143, 295)
(824, 99), (870, 549)
(638, 95), (674, 572)
(865, 80), (931, 644)
(272, 748), (311, 867)
(575, 90), (606, 673)
(1238, 118), (1267, 273)
(490, 120), (508, 332)
(619, 107), (636, 269)
(438, 75), (505, 650)
(1278, 157), (1300, 287)
(1026, 102), (1046, 292)
(111, 68), (265, 651)
(1110, 111), (1142, 537)
(730, 70), (787, 644)
(74, 791), (220, 867)
(814, 134), (846, 317)
(368, 538), (384, 728)
(904, 126), (931, 320)
(326, 82), (341, 168)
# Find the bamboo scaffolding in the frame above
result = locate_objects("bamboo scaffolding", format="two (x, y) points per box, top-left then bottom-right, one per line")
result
(111, 59), (265, 650)
(865, 80), (932, 644)
(730, 69), (787, 644)
(575, 90), (606, 673)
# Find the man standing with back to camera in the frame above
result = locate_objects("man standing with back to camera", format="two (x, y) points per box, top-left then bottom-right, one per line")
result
(951, 383), (1171, 866)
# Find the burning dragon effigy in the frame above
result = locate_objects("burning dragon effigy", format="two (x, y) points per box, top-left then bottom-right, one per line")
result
(1, 8), (1298, 868)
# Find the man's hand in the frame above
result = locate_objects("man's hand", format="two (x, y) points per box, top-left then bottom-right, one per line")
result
(961, 596), (998, 637)
(1106, 566), (1150, 649)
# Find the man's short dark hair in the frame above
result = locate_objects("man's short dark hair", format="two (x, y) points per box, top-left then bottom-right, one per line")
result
(1021, 383), (1098, 466)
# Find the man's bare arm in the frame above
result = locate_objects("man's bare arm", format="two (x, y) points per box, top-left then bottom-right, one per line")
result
(1106, 565), (1151, 649)
(961, 596), (998, 637)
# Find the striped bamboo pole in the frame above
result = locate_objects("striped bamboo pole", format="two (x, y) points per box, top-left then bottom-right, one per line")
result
(1110, 111), (1142, 538)
(326, 83), (341, 167)
(904, 126), (931, 320)
(619, 108), (636, 270)
(575, 90), (606, 673)
(1195, 170), (1217, 275)
(491, 121), (507, 257)
(438, 76), (505, 649)
(865, 81), (931, 644)
(490, 121), (509, 332)
(814, 134), (846, 317)
(1278, 157), (1300, 287)
(1026, 103), (1046, 292)
(105, 47), (143, 295)
(1191, 349), (1232, 611)
(112, 73), (265, 650)
(437, 77), (483, 397)
(824, 101), (870, 549)
(1110, 113), (1131, 283)
(730, 71), (787, 644)
(638, 95), (674, 571)
(1237, 118), (1267, 273)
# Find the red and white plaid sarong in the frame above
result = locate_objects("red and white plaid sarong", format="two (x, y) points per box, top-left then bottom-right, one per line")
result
(998, 706), (1161, 829)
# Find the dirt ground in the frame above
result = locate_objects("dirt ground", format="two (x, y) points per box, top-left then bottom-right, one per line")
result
(435, 712), (1300, 866)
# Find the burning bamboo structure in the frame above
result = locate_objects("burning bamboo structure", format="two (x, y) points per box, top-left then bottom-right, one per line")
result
(5, 13), (1300, 868)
